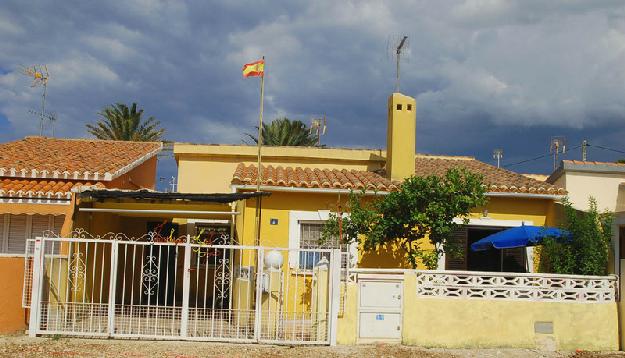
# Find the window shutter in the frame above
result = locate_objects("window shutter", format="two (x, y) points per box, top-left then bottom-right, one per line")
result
(445, 227), (467, 270)
(53, 215), (65, 236)
(31, 215), (50, 239)
(7, 215), (27, 254)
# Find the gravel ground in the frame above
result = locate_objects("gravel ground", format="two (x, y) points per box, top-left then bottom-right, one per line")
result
(0, 335), (623, 358)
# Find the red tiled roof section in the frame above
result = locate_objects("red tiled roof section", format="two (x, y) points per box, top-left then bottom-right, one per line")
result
(232, 164), (399, 191)
(0, 178), (104, 198)
(414, 156), (566, 194)
(0, 137), (161, 181)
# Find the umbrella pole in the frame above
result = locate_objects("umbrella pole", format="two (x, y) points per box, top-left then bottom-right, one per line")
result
(500, 249), (504, 272)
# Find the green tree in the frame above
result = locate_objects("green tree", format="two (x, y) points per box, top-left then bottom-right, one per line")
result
(539, 197), (613, 275)
(246, 117), (318, 146)
(86, 102), (164, 141)
(322, 168), (488, 269)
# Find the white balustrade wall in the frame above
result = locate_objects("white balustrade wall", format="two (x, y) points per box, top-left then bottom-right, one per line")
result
(415, 270), (618, 302)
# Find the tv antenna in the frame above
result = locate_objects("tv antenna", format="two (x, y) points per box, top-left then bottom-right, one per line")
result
(310, 116), (327, 146)
(28, 109), (57, 137)
(393, 35), (408, 92)
(492, 148), (504, 168)
(21, 65), (50, 136)
(549, 136), (567, 170)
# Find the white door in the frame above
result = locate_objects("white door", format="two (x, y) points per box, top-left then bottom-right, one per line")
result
(358, 280), (402, 340)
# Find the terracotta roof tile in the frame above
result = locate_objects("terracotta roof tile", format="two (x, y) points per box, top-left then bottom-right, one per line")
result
(231, 156), (566, 195)
(0, 178), (104, 199)
(563, 160), (625, 167)
(413, 155), (566, 195)
(232, 164), (399, 191)
(0, 136), (161, 181)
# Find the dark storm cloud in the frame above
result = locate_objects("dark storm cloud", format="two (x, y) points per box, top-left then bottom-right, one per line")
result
(1, 0), (624, 177)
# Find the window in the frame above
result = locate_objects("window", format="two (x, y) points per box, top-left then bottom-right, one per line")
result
(298, 222), (347, 270)
(407, 104), (412, 111)
(0, 214), (64, 255)
(396, 104), (402, 110)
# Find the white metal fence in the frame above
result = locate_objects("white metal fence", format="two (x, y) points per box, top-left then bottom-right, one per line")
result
(26, 234), (341, 345)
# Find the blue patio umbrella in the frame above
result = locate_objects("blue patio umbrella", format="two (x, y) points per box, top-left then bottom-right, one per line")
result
(470, 225), (572, 252)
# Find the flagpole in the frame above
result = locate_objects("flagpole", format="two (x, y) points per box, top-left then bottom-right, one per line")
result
(254, 56), (265, 246)
(256, 56), (265, 192)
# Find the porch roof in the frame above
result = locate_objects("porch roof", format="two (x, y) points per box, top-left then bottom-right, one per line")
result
(77, 188), (271, 204)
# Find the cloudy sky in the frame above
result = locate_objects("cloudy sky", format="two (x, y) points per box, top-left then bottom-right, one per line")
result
(1, 0), (625, 189)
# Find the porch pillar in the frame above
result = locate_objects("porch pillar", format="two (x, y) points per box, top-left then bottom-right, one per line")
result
(107, 240), (119, 336)
(28, 238), (45, 337)
(180, 234), (192, 337)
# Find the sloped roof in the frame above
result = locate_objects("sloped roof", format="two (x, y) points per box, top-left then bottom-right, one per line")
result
(231, 155), (565, 195)
(232, 164), (399, 191)
(0, 178), (104, 200)
(0, 136), (162, 181)
(413, 156), (565, 195)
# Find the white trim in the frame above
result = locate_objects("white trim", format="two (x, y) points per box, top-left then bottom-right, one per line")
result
(232, 185), (562, 199)
(288, 210), (349, 268)
(0, 198), (71, 205)
(232, 184), (389, 195)
(186, 219), (231, 224)
(485, 192), (564, 200)
(0, 253), (26, 258)
(78, 208), (239, 215)
(526, 247), (535, 273)
(452, 217), (534, 227)
(0, 143), (162, 182)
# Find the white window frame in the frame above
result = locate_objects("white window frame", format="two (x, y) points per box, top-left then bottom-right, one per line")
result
(288, 210), (357, 269)
(439, 217), (535, 272)
(0, 214), (64, 257)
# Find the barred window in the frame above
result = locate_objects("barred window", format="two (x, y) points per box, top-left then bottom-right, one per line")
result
(298, 222), (348, 270)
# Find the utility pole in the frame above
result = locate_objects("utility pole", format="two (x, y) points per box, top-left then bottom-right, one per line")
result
(582, 139), (588, 161)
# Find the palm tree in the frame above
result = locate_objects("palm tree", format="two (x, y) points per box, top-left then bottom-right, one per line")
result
(246, 117), (318, 146)
(86, 102), (164, 141)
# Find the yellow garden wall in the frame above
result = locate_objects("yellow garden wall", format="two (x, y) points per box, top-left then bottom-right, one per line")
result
(401, 271), (618, 350)
(336, 282), (358, 345)
(0, 257), (27, 333)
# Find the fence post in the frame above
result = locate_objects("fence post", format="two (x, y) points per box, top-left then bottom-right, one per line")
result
(253, 247), (264, 341)
(107, 240), (119, 336)
(28, 238), (44, 337)
(180, 234), (192, 338)
(328, 249), (341, 346)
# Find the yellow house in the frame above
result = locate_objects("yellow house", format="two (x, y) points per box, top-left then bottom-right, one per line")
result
(22, 94), (619, 350)
(174, 92), (566, 272)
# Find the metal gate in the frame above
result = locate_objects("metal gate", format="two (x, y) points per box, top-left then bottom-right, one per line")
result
(26, 235), (341, 345)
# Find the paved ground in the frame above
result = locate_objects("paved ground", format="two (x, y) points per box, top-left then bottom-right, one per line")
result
(0, 335), (623, 358)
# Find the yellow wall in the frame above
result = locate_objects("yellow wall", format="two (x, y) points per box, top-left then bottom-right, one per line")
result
(238, 190), (556, 269)
(401, 271), (618, 350)
(555, 171), (625, 212)
(175, 144), (386, 193)
(0, 257), (27, 333)
(336, 282), (358, 345)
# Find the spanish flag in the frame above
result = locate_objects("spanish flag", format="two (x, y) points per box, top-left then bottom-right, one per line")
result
(242, 59), (265, 78)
